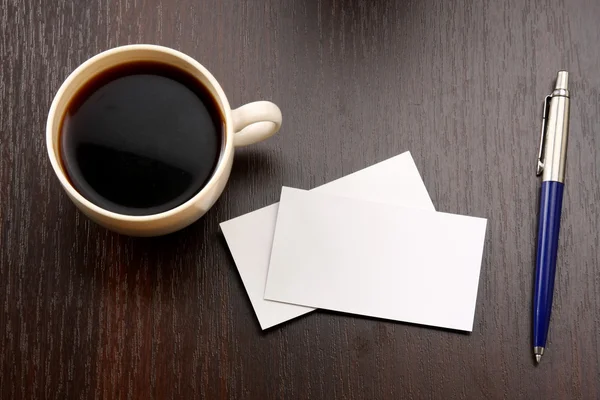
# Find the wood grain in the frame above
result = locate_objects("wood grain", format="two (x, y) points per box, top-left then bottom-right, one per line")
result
(1, 0), (599, 398)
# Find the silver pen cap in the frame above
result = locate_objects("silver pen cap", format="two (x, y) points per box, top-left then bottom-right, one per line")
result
(536, 71), (570, 182)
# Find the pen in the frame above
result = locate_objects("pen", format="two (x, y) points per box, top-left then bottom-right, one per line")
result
(533, 71), (571, 363)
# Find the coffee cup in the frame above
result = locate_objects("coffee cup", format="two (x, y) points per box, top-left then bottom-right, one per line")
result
(46, 44), (281, 236)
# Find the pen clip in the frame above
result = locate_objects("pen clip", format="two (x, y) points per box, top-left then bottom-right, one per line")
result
(536, 95), (552, 176)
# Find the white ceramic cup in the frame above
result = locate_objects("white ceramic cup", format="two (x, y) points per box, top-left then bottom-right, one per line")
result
(46, 44), (282, 236)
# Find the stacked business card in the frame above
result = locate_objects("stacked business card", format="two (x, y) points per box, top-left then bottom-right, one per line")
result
(220, 152), (487, 331)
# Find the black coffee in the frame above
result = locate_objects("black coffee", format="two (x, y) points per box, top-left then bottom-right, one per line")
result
(60, 61), (223, 216)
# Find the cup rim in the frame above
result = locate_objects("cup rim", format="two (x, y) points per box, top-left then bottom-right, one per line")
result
(46, 44), (234, 222)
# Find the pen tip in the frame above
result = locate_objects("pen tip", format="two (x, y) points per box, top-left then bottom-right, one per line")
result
(535, 354), (542, 363)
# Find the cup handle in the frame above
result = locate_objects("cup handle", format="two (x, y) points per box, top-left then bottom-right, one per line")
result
(231, 101), (282, 147)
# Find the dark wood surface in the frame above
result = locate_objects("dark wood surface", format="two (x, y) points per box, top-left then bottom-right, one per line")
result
(1, 0), (599, 398)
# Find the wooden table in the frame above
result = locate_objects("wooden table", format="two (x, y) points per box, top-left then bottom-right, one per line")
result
(1, 0), (599, 398)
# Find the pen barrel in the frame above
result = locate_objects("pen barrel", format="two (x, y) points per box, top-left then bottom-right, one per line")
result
(533, 181), (564, 348)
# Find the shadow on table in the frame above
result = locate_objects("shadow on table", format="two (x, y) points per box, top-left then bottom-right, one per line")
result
(317, 308), (472, 336)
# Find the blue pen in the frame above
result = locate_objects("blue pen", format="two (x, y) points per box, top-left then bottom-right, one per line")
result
(533, 71), (571, 363)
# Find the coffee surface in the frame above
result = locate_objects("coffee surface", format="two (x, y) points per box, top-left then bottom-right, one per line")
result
(60, 61), (223, 216)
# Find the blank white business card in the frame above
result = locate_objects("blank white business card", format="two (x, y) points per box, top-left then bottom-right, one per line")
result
(220, 152), (435, 329)
(265, 187), (487, 331)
